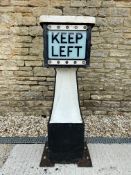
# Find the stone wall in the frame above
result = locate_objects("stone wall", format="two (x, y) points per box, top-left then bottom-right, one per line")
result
(0, 0), (131, 136)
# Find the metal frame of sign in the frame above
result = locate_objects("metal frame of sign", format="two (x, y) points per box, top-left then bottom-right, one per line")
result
(42, 23), (93, 67)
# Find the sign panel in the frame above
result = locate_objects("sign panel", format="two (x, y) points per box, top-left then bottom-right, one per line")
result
(44, 24), (91, 66)
(48, 31), (87, 60)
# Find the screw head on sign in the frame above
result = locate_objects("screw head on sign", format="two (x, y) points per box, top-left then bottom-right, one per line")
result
(48, 25), (51, 29)
(75, 26), (78, 29)
(82, 60), (86, 65)
(84, 25), (87, 30)
(57, 26), (60, 29)
(48, 60), (52, 64)
(74, 61), (77, 64)
(66, 26), (69, 29)
(65, 61), (68, 64)
(57, 61), (60, 64)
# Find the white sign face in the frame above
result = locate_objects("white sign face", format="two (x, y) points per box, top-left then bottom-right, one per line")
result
(48, 31), (87, 60)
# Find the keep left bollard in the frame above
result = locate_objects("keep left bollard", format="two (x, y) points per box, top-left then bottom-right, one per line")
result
(39, 15), (95, 167)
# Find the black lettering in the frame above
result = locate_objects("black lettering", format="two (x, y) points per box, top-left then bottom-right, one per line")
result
(75, 46), (82, 57)
(67, 46), (73, 57)
(60, 46), (66, 57)
(68, 33), (74, 43)
(52, 46), (58, 57)
(76, 33), (83, 43)
(52, 32), (59, 43)
(61, 33), (67, 43)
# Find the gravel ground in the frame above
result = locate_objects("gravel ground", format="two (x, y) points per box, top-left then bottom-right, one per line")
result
(0, 114), (130, 137)
(0, 145), (14, 168)
(84, 114), (131, 137)
(0, 115), (48, 137)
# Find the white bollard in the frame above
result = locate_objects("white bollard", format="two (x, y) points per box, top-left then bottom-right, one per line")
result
(39, 15), (95, 165)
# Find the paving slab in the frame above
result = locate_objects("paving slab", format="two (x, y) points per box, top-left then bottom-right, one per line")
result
(1, 144), (131, 175)
(0, 145), (14, 168)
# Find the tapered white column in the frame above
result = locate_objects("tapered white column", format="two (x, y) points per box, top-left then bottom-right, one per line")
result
(50, 68), (82, 123)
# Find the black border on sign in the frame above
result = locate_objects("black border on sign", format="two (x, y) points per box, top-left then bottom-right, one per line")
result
(42, 23), (93, 68)
(43, 24), (48, 67)
(86, 26), (92, 66)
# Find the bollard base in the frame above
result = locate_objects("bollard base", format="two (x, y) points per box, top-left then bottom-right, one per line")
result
(40, 142), (92, 167)
(48, 123), (84, 161)
(40, 142), (54, 167)
(40, 122), (92, 167)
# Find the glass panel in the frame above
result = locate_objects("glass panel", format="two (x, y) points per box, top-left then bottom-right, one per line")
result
(48, 30), (87, 60)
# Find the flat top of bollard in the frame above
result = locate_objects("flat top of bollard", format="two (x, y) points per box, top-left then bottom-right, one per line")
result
(39, 15), (96, 24)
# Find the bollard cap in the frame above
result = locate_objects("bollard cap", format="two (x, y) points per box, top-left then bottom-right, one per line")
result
(39, 15), (96, 25)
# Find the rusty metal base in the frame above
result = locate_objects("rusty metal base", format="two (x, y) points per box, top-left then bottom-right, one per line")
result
(40, 142), (92, 167)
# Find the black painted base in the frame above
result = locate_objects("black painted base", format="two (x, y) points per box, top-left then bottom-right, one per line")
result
(40, 142), (92, 167)
(48, 123), (84, 162)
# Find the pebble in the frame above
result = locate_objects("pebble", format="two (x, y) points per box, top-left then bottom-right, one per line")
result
(0, 114), (130, 137)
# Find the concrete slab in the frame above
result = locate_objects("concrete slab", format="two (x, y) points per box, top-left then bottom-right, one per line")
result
(1, 144), (131, 175)
(0, 145), (14, 168)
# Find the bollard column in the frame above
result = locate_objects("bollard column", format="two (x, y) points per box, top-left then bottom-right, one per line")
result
(48, 68), (84, 161)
